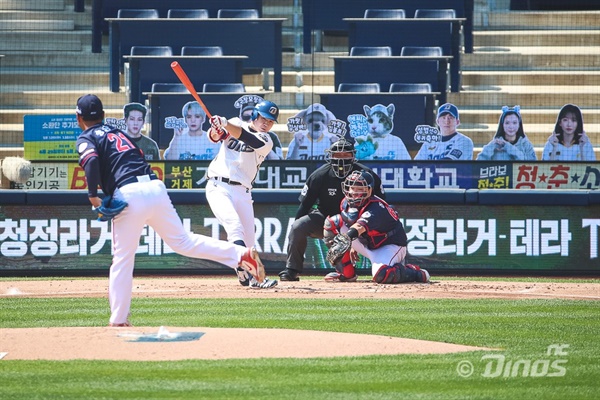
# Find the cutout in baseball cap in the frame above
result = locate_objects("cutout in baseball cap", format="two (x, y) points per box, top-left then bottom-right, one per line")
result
(76, 94), (104, 120)
(437, 103), (459, 120)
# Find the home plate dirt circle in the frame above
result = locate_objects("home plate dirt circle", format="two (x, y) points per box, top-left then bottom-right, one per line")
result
(0, 326), (490, 361)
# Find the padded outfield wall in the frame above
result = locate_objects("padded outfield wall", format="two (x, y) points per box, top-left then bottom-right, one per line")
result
(1, 160), (598, 276)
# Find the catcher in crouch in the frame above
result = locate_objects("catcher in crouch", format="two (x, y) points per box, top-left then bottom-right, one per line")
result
(324, 170), (430, 284)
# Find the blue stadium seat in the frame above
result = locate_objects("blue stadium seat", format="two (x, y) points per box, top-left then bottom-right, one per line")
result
(337, 83), (380, 93)
(349, 46), (392, 57)
(167, 9), (209, 19)
(389, 83), (433, 93)
(130, 46), (172, 56)
(181, 46), (224, 56)
(363, 9), (406, 18)
(151, 83), (188, 92)
(202, 83), (246, 92)
(414, 9), (457, 18)
(217, 9), (259, 18)
(117, 9), (159, 19)
(400, 46), (443, 57)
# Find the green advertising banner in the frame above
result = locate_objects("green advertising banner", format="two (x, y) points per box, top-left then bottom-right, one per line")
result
(0, 202), (598, 273)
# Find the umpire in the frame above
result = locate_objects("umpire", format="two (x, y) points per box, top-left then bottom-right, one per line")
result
(278, 139), (385, 281)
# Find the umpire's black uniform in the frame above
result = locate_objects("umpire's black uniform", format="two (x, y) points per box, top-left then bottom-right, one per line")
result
(280, 162), (384, 279)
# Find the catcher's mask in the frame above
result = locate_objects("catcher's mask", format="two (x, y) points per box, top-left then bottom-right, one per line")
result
(343, 170), (374, 208)
(326, 139), (356, 178)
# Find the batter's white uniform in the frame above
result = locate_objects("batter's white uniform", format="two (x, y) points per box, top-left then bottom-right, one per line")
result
(414, 131), (474, 160)
(205, 119), (273, 246)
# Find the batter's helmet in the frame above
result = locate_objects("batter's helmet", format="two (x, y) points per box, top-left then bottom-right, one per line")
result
(326, 139), (357, 178)
(342, 170), (374, 208)
(252, 100), (279, 122)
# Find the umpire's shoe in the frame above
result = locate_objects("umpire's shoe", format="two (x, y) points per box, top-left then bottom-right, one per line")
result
(278, 268), (300, 281)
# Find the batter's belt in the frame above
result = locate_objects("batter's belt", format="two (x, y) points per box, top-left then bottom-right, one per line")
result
(209, 176), (243, 186)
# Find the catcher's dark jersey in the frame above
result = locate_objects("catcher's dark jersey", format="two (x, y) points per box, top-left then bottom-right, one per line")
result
(296, 163), (384, 219)
(76, 123), (151, 197)
(342, 196), (407, 249)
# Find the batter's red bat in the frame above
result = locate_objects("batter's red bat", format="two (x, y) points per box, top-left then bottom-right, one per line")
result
(170, 61), (212, 118)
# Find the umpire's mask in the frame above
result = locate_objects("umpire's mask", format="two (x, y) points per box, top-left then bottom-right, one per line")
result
(326, 139), (357, 178)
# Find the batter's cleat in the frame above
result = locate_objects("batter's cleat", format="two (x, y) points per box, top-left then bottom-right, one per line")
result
(236, 267), (251, 287)
(239, 247), (266, 283)
(278, 268), (300, 281)
(250, 277), (278, 289)
(324, 272), (357, 282)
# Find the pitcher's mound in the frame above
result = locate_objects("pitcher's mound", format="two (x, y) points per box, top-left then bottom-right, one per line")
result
(0, 327), (489, 361)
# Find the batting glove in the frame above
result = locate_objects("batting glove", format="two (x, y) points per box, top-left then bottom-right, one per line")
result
(210, 115), (228, 130)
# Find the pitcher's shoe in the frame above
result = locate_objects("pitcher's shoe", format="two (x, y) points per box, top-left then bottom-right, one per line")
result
(239, 247), (266, 283)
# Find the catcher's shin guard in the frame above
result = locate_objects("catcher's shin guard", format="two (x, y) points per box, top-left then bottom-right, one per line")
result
(373, 263), (430, 284)
(340, 251), (355, 279)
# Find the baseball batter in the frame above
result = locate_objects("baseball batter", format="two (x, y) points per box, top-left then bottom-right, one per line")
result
(205, 100), (279, 288)
(414, 103), (474, 160)
(75, 94), (266, 326)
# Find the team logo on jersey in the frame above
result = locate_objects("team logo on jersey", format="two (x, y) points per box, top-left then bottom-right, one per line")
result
(94, 128), (106, 136)
(328, 188), (337, 196)
(300, 185), (308, 197)
(78, 143), (88, 153)
(258, 133), (270, 142)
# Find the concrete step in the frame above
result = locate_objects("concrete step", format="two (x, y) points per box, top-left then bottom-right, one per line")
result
(462, 70), (600, 86)
(474, 30), (600, 47)
(448, 86), (600, 108)
(486, 11), (600, 29)
(458, 108), (600, 125)
(0, 51), (108, 67)
(463, 47), (600, 69)
(0, 0), (65, 11)
(0, 19), (74, 31)
(0, 10), (90, 28)
(0, 31), (86, 52)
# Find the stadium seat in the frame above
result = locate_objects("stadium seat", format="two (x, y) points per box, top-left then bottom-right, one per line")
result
(363, 9), (406, 18)
(130, 46), (173, 56)
(400, 46), (444, 57)
(117, 9), (159, 19)
(217, 9), (259, 18)
(349, 46), (392, 57)
(167, 9), (209, 19)
(337, 83), (381, 93)
(202, 83), (246, 92)
(414, 9), (457, 19)
(181, 46), (224, 56)
(151, 83), (188, 93)
(389, 83), (433, 93)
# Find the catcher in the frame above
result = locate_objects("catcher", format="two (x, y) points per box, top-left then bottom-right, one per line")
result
(324, 170), (430, 284)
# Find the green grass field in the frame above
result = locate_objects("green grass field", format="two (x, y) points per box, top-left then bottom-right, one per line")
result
(0, 277), (599, 399)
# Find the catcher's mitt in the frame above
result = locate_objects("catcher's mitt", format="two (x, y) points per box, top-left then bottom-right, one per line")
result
(93, 196), (128, 222)
(326, 233), (352, 265)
